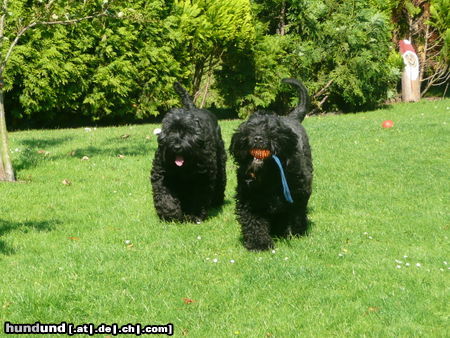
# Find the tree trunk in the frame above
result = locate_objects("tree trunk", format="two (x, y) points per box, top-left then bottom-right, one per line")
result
(200, 71), (212, 109)
(192, 60), (205, 103)
(419, 23), (429, 84)
(0, 85), (15, 181)
(277, 1), (286, 36)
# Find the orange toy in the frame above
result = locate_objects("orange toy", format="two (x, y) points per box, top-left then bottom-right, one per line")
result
(250, 149), (271, 160)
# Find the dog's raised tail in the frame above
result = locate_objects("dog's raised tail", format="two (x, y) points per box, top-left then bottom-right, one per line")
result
(282, 78), (310, 122)
(173, 82), (196, 110)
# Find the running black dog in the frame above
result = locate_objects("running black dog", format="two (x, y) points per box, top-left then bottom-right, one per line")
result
(151, 83), (227, 223)
(230, 79), (313, 250)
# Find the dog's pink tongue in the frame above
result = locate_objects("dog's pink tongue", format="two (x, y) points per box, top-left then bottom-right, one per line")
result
(175, 155), (185, 167)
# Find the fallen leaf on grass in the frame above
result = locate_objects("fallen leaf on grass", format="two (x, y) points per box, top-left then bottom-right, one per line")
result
(37, 150), (49, 155)
(117, 154), (126, 159)
(2, 302), (12, 309)
(68, 236), (80, 241)
(62, 179), (72, 186)
(81, 156), (90, 161)
(182, 298), (196, 305)
(368, 306), (380, 313)
(120, 134), (130, 139)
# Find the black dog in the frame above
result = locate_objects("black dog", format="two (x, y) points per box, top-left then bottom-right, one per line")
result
(230, 78), (313, 250)
(151, 83), (227, 223)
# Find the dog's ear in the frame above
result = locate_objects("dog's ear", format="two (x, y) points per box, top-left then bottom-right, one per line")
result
(229, 129), (248, 163)
(271, 124), (299, 156)
(157, 130), (165, 143)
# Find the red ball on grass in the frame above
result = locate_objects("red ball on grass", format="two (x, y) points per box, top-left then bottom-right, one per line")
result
(382, 120), (394, 128)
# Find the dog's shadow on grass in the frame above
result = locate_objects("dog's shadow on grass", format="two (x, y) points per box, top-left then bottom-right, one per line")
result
(0, 219), (60, 255)
(235, 218), (316, 250)
(208, 200), (232, 219)
(275, 219), (316, 247)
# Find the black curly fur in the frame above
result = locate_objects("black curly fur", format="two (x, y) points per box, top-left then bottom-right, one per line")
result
(230, 78), (313, 250)
(151, 82), (227, 223)
(281, 78), (310, 122)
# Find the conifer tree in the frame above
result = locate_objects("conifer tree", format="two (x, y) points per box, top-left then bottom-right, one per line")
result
(0, 0), (114, 181)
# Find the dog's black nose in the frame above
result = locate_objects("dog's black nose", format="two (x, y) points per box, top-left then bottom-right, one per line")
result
(253, 135), (263, 144)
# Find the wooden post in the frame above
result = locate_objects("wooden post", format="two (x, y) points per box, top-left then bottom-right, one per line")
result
(399, 40), (421, 102)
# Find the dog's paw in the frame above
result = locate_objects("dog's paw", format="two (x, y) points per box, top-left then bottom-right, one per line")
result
(244, 237), (274, 251)
(184, 213), (206, 224)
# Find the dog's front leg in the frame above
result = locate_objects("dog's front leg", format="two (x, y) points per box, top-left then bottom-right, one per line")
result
(184, 184), (210, 223)
(150, 168), (184, 222)
(237, 203), (274, 251)
(288, 200), (309, 236)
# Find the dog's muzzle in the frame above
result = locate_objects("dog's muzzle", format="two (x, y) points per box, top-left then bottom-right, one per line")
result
(246, 149), (271, 181)
(248, 148), (271, 171)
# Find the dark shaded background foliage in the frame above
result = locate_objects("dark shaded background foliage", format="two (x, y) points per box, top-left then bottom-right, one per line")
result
(4, 0), (448, 129)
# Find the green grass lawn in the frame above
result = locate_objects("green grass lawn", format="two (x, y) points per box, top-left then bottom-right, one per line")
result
(1, 99), (449, 336)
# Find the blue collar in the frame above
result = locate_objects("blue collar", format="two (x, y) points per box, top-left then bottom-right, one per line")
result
(272, 155), (294, 203)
